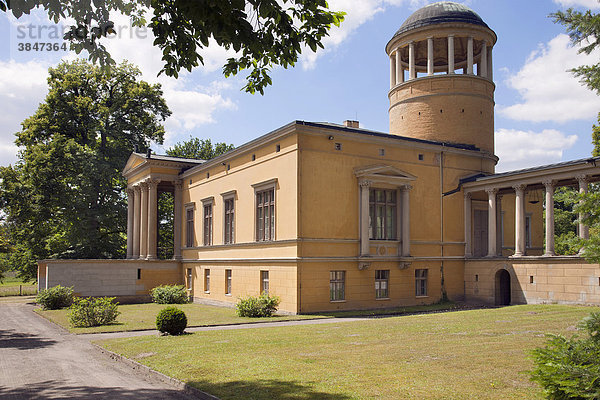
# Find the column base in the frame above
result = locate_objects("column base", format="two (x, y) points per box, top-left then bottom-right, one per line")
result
(543, 252), (555, 257)
(146, 256), (157, 261)
(172, 255), (182, 260)
(511, 252), (524, 258)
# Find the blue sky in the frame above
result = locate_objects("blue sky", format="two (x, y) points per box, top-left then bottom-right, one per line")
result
(1, 0), (600, 171)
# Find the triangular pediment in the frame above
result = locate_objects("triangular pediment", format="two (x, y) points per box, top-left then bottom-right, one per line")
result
(122, 153), (149, 176)
(354, 164), (417, 180)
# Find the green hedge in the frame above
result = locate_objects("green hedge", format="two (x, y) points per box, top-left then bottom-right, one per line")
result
(150, 285), (188, 304)
(36, 285), (73, 310)
(236, 293), (280, 317)
(68, 297), (120, 327)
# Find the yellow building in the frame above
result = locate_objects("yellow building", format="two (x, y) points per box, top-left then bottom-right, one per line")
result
(40, 2), (600, 313)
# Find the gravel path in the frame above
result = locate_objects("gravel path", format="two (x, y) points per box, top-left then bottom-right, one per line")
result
(0, 301), (194, 399)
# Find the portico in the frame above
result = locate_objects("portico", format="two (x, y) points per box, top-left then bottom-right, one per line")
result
(122, 152), (203, 260)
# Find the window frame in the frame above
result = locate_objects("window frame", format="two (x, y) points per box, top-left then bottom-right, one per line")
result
(184, 203), (196, 248)
(329, 270), (346, 302)
(261, 270), (269, 295)
(369, 189), (398, 240)
(252, 179), (277, 242)
(221, 191), (236, 245)
(375, 269), (390, 299)
(225, 269), (232, 295)
(204, 269), (210, 293)
(201, 197), (214, 246)
(415, 269), (428, 297)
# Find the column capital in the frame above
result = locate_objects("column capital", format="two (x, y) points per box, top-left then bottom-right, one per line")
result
(133, 184), (141, 193)
(542, 179), (556, 188)
(127, 187), (135, 195)
(485, 187), (498, 196)
(359, 180), (372, 188)
(147, 178), (161, 190)
(447, 34), (455, 38)
(173, 179), (183, 190)
(512, 183), (527, 192)
(140, 180), (149, 190)
(575, 174), (589, 185)
(401, 184), (413, 191)
(464, 191), (472, 200)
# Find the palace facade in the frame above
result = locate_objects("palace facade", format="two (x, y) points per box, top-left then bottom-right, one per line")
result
(39, 2), (600, 313)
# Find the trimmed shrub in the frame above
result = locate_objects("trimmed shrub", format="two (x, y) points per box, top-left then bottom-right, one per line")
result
(156, 307), (187, 335)
(36, 285), (74, 310)
(150, 285), (188, 304)
(530, 312), (600, 399)
(236, 293), (280, 317)
(68, 297), (120, 327)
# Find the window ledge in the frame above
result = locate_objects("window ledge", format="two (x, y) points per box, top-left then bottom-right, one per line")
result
(415, 295), (429, 298)
(225, 294), (232, 296)
(375, 297), (391, 301)
(204, 291), (210, 294)
(330, 300), (346, 303)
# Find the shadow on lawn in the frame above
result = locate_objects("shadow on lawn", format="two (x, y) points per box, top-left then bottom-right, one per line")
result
(189, 379), (352, 400)
(0, 380), (188, 399)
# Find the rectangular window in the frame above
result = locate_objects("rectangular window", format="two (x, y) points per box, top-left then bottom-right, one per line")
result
(369, 189), (397, 240)
(186, 268), (192, 290)
(225, 269), (232, 295)
(525, 215), (532, 248)
(375, 270), (390, 299)
(224, 198), (235, 244)
(204, 269), (210, 293)
(256, 189), (275, 241)
(203, 203), (213, 246)
(415, 269), (428, 297)
(185, 208), (194, 247)
(261, 271), (269, 295)
(330, 271), (345, 301)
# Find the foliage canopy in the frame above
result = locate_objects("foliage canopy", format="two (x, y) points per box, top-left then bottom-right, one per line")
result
(2, 0), (345, 94)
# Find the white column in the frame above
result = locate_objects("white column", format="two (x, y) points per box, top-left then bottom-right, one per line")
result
(480, 41), (488, 78)
(173, 180), (183, 260)
(139, 181), (149, 259)
(132, 185), (141, 259)
(486, 188), (497, 257)
(543, 179), (555, 256)
(396, 50), (403, 84)
(126, 187), (134, 259)
(513, 184), (526, 257)
(487, 46), (493, 81)
(496, 195), (503, 256)
(577, 175), (589, 240)
(447, 35), (455, 74)
(464, 192), (472, 257)
(390, 54), (396, 88)
(409, 41), (416, 80)
(427, 37), (434, 76)
(402, 185), (412, 256)
(467, 36), (474, 75)
(359, 180), (372, 256)
(146, 179), (160, 260)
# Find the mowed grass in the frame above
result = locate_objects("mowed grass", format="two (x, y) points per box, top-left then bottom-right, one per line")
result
(35, 302), (328, 334)
(98, 305), (599, 400)
(0, 277), (37, 297)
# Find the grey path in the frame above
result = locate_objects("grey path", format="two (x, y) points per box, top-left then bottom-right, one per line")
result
(0, 301), (194, 400)
(83, 316), (368, 341)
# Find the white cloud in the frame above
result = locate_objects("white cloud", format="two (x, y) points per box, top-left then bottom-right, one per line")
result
(495, 128), (578, 172)
(499, 34), (600, 123)
(301, 0), (430, 69)
(553, 0), (600, 9)
(0, 60), (50, 167)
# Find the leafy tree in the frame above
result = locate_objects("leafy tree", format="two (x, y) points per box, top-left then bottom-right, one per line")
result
(2, 0), (345, 94)
(0, 59), (170, 280)
(553, 187), (580, 255)
(552, 4), (600, 261)
(157, 137), (234, 258)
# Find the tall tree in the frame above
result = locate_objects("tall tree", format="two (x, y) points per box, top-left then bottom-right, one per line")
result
(2, 0), (345, 94)
(552, 3), (600, 261)
(157, 138), (234, 259)
(0, 60), (170, 280)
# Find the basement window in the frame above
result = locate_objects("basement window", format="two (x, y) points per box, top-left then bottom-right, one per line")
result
(227, 164), (230, 171)
(252, 154), (256, 161)
(530, 276), (534, 284)
(335, 143), (342, 151)
(379, 148), (385, 156)
(418, 154), (424, 161)
(276, 144), (281, 152)
(137, 269), (141, 280)
(475, 274), (478, 282)
(206, 172), (210, 179)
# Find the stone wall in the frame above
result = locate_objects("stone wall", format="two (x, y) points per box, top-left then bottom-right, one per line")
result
(38, 259), (182, 302)
(465, 257), (600, 305)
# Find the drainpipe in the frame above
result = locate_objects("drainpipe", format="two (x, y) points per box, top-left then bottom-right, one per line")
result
(440, 150), (448, 301)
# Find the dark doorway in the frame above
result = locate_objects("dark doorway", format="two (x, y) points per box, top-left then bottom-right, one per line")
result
(495, 269), (511, 306)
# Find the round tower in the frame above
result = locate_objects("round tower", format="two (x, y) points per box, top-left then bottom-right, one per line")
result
(386, 2), (497, 154)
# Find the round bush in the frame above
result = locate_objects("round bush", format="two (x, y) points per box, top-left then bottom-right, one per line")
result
(36, 285), (74, 310)
(156, 307), (187, 335)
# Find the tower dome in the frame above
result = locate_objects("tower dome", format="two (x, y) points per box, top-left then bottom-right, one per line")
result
(386, 1), (497, 156)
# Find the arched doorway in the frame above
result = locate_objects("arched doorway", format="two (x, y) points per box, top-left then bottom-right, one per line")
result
(495, 269), (511, 306)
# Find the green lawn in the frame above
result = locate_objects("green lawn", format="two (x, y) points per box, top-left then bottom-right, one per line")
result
(35, 302), (328, 334)
(0, 277), (37, 297)
(98, 305), (599, 400)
